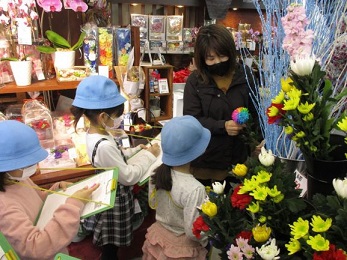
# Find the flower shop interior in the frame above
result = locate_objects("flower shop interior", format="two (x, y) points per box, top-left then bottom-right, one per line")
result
(0, 0), (347, 259)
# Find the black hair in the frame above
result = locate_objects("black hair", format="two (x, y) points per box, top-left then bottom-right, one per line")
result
(151, 164), (172, 191)
(70, 104), (125, 131)
(194, 24), (238, 84)
(0, 172), (7, 192)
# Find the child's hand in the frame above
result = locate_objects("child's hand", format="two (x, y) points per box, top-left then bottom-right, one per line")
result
(59, 181), (73, 191)
(71, 183), (100, 204)
(147, 143), (160, 157)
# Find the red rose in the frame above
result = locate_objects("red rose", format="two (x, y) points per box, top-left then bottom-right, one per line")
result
(231, 185), (252, 210)
(192, 215), (209, 239)
(313, 244), (346, 260)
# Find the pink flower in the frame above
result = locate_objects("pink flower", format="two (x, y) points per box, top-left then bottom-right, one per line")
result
(36, 0), (63, 12)
(66, 0), (88, 12)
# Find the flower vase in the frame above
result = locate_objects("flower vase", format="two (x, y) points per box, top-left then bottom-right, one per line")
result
(304, 134), (347, 199)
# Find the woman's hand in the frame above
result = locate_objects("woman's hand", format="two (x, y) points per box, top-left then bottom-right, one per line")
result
(225, 120), (244, 136)
(71, 183), (100, 205)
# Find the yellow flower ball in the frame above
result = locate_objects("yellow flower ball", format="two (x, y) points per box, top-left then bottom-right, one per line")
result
(252, 224), (272, 243)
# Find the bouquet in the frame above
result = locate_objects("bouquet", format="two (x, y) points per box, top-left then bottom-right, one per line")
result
(266, 4), (347, 161)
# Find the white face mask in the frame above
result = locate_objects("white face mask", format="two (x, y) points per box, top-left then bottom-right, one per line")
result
(103, 114), (123, 131)
(7, 164), (37, 181)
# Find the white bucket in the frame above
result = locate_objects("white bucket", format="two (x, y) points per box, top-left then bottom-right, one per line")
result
(52, 50), (75, 69)
(9, 60), (32, 86)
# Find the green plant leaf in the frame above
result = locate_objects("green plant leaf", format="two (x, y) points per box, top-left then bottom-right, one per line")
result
(46, 30), (71, 49)
(36, 45), (56, 54)
(71, 31), (86, 51)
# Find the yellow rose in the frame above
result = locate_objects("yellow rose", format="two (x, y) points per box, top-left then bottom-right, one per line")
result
(201, 201), (217, 218)
(233, 164), (248, 177)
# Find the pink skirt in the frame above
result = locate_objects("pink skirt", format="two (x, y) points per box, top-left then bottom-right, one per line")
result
(142, 222), (208, 260)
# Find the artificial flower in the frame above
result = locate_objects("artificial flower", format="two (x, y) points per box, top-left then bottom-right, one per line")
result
(232, 107), (250, 125)
(258, 147), (275, 166)
(232, 163), (248, 177)
(332, 178), (347, 199)
(201, 201), (217, 218)
(212, 181), (226, 195)
(256, 238), (280, 260)
(252, 224), (271, 243)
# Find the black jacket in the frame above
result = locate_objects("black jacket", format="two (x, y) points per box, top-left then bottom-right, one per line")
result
(183, 63), (258, 170)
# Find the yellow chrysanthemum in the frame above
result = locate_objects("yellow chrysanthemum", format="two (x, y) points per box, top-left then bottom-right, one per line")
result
(281, 77), (294, 92)
(289, 217), (309, 239)
(250, 186), (268, 201)
(306, 234), (330, 251)
(238, 177), (259, 194)
(259, 215), (267, 223)
(267, 105), (280, 116)
(285, 238), (301, 255)
(268, 185), (281, 197)
(271, 90), (285, 104)
(233, 164), (248, 177)
(286, 87), (302, 99)
(303, 112), (314, 121)
(295, 131), (306, 138)
(297, 102), (315, 114)
(256, 170), (272, 183)
(337, 116), (347, 131)
(247, 201), (260, 213)
(273, 193), (284, 203)
(201, 201), (217, 218)
(284, 125), (293, 135)
(310, 215), (332, 233)
(283, 97), (300, 111)
(252, 224), (271, 243)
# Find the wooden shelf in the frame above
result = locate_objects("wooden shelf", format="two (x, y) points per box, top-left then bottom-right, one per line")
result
(0, 78), (80, 94)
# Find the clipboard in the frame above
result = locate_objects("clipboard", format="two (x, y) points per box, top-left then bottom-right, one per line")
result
(0, 232), (19, 260)
(127, 134), (162, 186)
(35, 169), (118, 230)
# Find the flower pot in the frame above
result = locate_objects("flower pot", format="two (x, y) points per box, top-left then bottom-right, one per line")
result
(52, 50), (75, 69)
(9, 60), (32, 86)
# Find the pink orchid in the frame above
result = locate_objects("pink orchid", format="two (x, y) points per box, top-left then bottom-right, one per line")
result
(0, 14), (10, 24)
(66, 0), (88, 12)
(36, 0), (62, 12)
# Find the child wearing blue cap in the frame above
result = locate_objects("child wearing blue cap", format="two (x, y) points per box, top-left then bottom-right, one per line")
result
(71, 75), (160, 260)
(142, 115), (211, 259)
(0, 120), (99, 260)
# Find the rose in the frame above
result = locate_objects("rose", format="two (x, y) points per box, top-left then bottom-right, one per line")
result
(231, 184), (252, 209)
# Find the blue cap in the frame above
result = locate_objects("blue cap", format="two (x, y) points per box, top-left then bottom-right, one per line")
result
(72, 75), (126, 109)
(161, 115), (211, 166)
(0, 120), (48, 172)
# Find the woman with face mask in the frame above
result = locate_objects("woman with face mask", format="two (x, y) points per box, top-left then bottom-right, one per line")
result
(183, 24), (262, 189)
(70, 75), (160, 260)
(0, 120), (99, 260)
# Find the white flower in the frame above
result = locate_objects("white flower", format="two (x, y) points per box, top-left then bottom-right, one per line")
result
(258, 147), (275, 166)
(256, 238), (280, 260)
(212, 181), (226, 194)
(333, 178), (347, 199)
(290, 56), (315, 76)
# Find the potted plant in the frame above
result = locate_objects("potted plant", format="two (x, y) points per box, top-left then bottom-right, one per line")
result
(36, 30), (86, 69)
(1, 54), (33, 87)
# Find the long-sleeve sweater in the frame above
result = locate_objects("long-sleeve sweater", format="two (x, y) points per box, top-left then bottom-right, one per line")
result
(0, 179), (84, 260)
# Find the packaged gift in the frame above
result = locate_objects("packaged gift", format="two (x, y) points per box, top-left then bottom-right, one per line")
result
(131, 14), (148, 40)
(166, 15), (183, 41)
(39, 145), (77, 174)
(115, 27), (131, 66)
(98, 27), (114, 77)
(148, 15), (166, 41)
(166, 41), (184, 53)
(51, 111), (75, 146)
(149, 40), (166, 53)
(55, 66), (91, 82)
(83, 22), (98, 74)
(5, 104), (23, 122)
(22, 100), (55, 149)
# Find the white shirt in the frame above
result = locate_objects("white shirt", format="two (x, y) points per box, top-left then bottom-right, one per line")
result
(86, 133), (157, 185)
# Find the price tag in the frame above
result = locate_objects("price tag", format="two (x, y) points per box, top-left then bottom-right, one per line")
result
(17, 20), (32, 45)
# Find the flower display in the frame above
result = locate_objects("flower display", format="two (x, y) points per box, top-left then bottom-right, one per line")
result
(266, 3), (347, 160)
(173, 67), (191, 83)
(192, 147), (347, 259)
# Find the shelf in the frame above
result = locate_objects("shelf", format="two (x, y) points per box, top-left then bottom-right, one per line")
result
(149, 92), (171, 97)
(0, 78), (80, 94)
